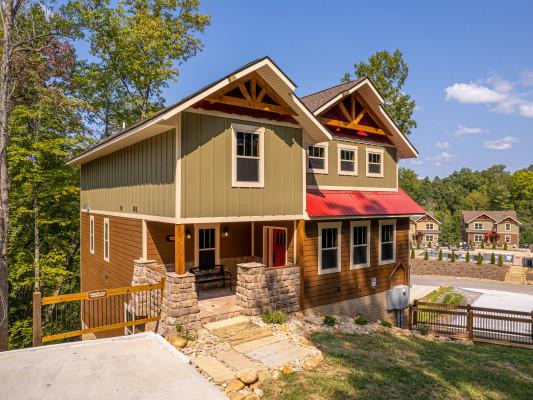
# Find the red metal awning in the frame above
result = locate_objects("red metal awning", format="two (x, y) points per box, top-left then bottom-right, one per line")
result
(306, 188), (425, 218)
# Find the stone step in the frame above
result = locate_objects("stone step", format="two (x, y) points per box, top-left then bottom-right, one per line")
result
(215, 349), (263, 372)
(243, 340), (316, 368)
(191, 356), (235, 384)
(233, 335), (283, 353)
(204, 316), (250, 331)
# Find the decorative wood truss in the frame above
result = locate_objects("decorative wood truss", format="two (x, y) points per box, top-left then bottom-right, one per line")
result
(205, 72), (295, 116)
(319, 93), (387, 136)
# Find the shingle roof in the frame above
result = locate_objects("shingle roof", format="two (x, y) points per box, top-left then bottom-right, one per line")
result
(462, 210), (519, 223)
(300, 79), (365, 112)
(411, 211), (440, 223)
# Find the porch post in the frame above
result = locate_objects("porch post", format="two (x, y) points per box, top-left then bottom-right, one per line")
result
(175, 224), (185, 275)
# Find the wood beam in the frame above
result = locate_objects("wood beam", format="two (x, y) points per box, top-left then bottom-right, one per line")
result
(338, 102), (352, 122)
(350, 95), (355, 120)
(354, 109), (366, 125)
(256, 88), (266, 103)
(319, 117), (386, 135)
(238, 83), (251, 101)
(210, 95), (294, 116)
(250, 78), (257, 102)
(175, 224), (185, 275)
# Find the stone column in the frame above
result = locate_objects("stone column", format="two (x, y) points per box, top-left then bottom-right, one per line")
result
(265, 265), (300, 313)
(236, 262), (268, 315)
(160, 272), (200, 337)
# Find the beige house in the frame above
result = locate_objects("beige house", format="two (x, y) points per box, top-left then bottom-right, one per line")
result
(410, 212), (441, 246)
(462, 210), (521, 247)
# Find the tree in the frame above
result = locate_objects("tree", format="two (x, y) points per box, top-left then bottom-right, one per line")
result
(424, 250), (428, 260)
(498, 254), (503, 267)
(463, 190), (490, 211)
(477, 252), (483, 265)
(490, 252), (496, 264)
(67, 0), (211, 136)
(466, 251), (470, 263)
(342, 49), (416, 135)
(451, 250), (456, 262)
(438, 248), (443, 261)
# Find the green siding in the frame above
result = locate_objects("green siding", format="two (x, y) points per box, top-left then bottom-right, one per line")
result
(181, 112), (304, 218)
(80, 129), (176, 217)
(306, 139), (397, 189)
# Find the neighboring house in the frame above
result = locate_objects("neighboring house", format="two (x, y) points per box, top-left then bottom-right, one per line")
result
(410, 212), (441, 246)
(462, 211), (521, 247)
(69, 57), (424, 328)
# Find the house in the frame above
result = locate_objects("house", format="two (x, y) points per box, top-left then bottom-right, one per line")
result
(409, 212), (441, 246)
(462, 210), (521, 247)
(68, 57), (424, 330)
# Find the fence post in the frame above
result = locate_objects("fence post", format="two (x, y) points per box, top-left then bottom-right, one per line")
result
(408, 305), (413, 330)
(32, 291), (42, 346)
(413, 299), (418, 326)
(530, 311), (533, 343)
(466, 304), (473, 340)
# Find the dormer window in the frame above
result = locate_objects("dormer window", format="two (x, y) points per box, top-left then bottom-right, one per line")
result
(231, 123), (265, 188)
(307, 144), (328, 174)
(366, 148), (384, 177)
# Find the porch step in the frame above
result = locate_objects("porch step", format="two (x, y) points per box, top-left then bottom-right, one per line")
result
(191, 356), (235, 383)
(208, 320), (273, 346)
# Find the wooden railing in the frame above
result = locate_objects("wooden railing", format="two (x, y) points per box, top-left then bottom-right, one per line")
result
(33, 280), (164, 346)
(409, 300), (533, 348)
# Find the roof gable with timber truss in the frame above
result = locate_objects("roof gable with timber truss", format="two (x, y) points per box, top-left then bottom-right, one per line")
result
(68, 57), (331, 165)
(300, 79), (418, 159)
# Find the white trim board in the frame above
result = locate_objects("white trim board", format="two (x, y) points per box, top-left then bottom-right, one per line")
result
(306, 185), (397, 192)
(82, 209), (175, 224)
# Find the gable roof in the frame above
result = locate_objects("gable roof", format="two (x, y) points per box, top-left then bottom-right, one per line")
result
(411, 211), (441, 224)
(68, 57), (332, 165)
(462, 210), (521, 224)
(300, 78), (418, 159)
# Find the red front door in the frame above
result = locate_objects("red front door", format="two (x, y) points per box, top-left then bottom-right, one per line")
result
(272, 228), (286, 267)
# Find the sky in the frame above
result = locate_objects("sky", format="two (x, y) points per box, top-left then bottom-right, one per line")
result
(145, 1), (533, 178)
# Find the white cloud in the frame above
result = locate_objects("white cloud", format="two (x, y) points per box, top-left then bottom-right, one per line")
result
(426, 151), (454, 166)
(445, 83), (506, 103)
(483, 136), (519, 150)
(453, 124), (484, 137)
(519, 103), (533, 117)
(410, 159), (423, 165)
(436, 141), (449, 149)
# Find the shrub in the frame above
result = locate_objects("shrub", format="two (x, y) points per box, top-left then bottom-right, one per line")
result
(419, 324), (429, 336)
(380, 320), (392, 328)
(323, 315), (336, 326)
(175, 323), (183, 333)
(504, 242), (508, 250)
(428, 241), (432, 248)
(354, 315), (368, 325)
(262, 309), (287, 325)
(492, 241), (496, 249)
(438, 249), (443, 261)
(481, 241), (485, 249)
(465, 250), (470, 263)
(410, 247), (415, 259)
(181, 331), (197, 341)
(498, 254), (504, 267)
(490, 252), (496, 264)
(424, 250), (429, 260)
(477, 252), (483, 265)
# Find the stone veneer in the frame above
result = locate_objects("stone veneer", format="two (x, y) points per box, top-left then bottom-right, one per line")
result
(235, 262), (300, 315)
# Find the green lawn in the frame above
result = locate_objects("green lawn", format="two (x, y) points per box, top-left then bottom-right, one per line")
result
(263, 332), (533, 400)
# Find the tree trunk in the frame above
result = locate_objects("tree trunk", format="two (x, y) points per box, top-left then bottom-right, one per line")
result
(34, 197), (40, 292)
(0, 0), (15, 351)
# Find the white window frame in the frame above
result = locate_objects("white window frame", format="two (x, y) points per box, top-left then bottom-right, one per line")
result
(231, 123), (265, 188)
(474, 234), (483, 243)
(350, 220), (370, 269)
(505, 235), (511, 243)
(103, 218), (110, 262)
(194, 224), (220, 266)
(89, 215), (95, 255)
(474, 222), (483, 230)
(337, 144), (358, 176)
(425, 222), (434, 230)
(505, 223), (511, 231)
(366, 148), (384, 178)
(378, 219), (396, 265)
(318, 222), (342, 275)
(307, 143), (329, 174)
(425, 234), (434, 243)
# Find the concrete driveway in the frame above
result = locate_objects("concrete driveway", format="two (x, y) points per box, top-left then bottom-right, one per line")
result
(0, 332), (227, 400)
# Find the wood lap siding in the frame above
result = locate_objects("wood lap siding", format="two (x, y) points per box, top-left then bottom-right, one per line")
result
(81, 213), (142, 291)
(301, 218), (409, 309)
(146, 221), (174, 265)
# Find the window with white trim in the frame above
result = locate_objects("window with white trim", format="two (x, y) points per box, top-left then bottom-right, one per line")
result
(505, 235), (511, 243)
(308, 144), (328, 173)
(474, 234), (483, 242)
(103, 218), (110, 262)
(90, 215), (95, 254)
(474, 222), (483, 230)
(366, 148), (384, 177)
(232, 124), (264, 187)
(350, 221), (369, 269)
(426, 222), (434, 230)
(425, 234), (434, 243)
(338, 145), (357, 176)
(505, 223), (511, 231)
(379, 220), (396, 264)
(318, 222), (341, 274)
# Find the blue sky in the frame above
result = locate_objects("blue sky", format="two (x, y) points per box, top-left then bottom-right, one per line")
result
(150, 1), (532, 178)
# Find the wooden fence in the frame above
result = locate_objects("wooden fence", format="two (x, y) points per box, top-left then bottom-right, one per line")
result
(408, 300), (533, 348)
(33, 280), (164, 346)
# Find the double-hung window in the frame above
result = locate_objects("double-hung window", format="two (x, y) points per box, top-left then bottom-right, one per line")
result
(505, 223), (511, 231)
(350, 221), (370, 269)
(318, 222), (341, 274)
(366, 148), (384, 177)
(89, 215), (95, 254)
(379, 219), (396, 265)
(426, 222), (434, 230)
(474, 222), (483, 230)
(338, 144), (357, 176)
(103, 218), (110, 262)
(232, 124), (264, 187)
(307, 144), (328, 174)
(474, 234), (483, 243)
(505, 235), (511, 243)
(425, 234), (434, 243)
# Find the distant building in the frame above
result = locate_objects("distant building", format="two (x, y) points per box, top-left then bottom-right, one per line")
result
(461, 211), (521, 247)
(410, 212), (441, 246)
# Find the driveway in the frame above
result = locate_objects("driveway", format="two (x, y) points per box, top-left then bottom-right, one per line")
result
(411, 275), (533, 295)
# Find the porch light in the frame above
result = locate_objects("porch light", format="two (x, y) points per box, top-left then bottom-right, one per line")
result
(185, 229), (191, 239)
(223, 227), (229, 237)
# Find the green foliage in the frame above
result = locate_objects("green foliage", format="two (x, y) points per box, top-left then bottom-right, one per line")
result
(498, 254), (504, 267)
(438, 249), (443, 261)
(410, 247), (415, 259)
(323, 315), (336, 326)
(380, 320), (392, 328)
(418, 324), (429, 336)
(451, 250), (456, 262)
(424, 250), (429, 260)
(492, 241), (496, 249)
(477, 252), (483, 265)
(466, 251), (470, 263)
(262, 309), (287, 325)
(175, 323), (183, 332)
(424, 287), (464, 305)
(481, 241), (485, 249)
(504, 242), (508, 250)
(490, 252), (496, 264)
(343, 49), (416, 135)
(354, 315), (368, 325)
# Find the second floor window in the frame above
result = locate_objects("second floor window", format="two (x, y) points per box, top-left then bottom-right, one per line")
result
(366, 149), (384, 177)
(338, 145), (357, 176)
(426, 222), (434, 230)
(308, 145), (328, 173)
(232, 124), (264, 187)
(505, 223), (511, 231)
(474, 222), (483, 230)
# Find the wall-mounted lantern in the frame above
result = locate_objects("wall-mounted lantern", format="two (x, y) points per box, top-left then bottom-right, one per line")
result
(185, 229), (192, 239)
(222, 227), (229, 237)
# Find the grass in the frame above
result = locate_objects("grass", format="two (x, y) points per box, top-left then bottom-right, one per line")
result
(263, 332), (533, 400)
(423, 287), (464, 305)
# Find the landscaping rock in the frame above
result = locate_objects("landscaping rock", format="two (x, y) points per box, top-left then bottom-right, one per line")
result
(281, 365), (293, 375)
(237, 368), (258, 385)
(302, 353), (324, 370)
(299, 336), (313, 347)
(227, 391), (246, 400)
(225, 379), (245, 393)
(169, 336), (187, 348)
(303, 316), (323, 326)
(253, 388), (264, 398)
(271, 370), (281, 380)
(256, 369), (271, 384)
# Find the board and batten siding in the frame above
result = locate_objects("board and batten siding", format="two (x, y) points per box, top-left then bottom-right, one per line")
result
(307, 139), (397, 189)
(80, 129), (176, 217)
(300, 218), (409, 310)
(181, 112), (304, 218)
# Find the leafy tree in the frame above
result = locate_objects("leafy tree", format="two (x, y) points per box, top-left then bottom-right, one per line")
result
(342, 49), (416, 135)
(498, 254), (503, 267)
(463, 190), (490, 211)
